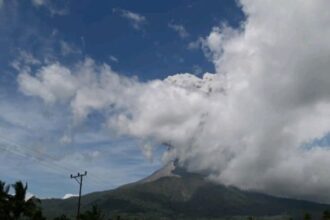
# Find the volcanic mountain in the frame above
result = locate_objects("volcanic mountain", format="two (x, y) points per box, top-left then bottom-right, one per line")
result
(41, 161), (330, 219)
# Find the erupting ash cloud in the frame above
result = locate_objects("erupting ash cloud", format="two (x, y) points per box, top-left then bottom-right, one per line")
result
(17, 0), (330, 203)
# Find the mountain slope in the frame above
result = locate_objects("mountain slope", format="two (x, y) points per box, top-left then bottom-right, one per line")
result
(41, 161), (330, 219)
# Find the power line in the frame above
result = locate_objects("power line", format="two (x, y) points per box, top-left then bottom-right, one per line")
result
(71, 171), (87, 220)
(0, 136), (110, 187)
(0, 142), (72, 179)
(0, 141), (106, 187)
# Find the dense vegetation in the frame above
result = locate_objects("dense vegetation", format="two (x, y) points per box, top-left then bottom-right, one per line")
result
(0, 181), (44, 220)
(0, 181), (108, 220)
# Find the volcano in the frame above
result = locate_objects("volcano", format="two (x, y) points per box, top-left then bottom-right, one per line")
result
(41, 161), (330, 219)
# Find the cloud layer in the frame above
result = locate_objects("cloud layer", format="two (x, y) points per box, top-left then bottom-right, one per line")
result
(17, 0), (330, 203)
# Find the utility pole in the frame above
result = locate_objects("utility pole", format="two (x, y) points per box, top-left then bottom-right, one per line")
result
(70, 171), (87, 220)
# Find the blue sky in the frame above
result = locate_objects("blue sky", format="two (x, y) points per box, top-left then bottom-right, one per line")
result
(0, 0), (243, 198)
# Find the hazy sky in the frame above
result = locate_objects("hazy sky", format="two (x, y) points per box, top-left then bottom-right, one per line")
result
(2, 0), (330, 204)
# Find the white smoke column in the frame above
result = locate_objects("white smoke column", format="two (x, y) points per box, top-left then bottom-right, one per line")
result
(17, 0), (330, 202)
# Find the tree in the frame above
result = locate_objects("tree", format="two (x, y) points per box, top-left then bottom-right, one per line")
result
(0, 180), (45, 220)
(10, 181), (29, 219)
(80, 205), (104, 220)
(304, 212), (311, 220)
(0, 181), (10, 219)
(30, 209), (46, 220)
(53, 214), (71, 220)
(323, 210), (330, 220)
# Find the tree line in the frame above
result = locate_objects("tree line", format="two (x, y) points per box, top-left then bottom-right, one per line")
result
(0, 180), (140, 220)
(2, 180), (330, 220)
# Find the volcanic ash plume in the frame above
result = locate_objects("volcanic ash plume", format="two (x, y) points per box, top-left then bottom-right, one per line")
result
(17, 0), (330, 203)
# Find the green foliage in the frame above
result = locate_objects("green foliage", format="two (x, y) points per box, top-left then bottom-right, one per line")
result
(0, 181), (10, 219)
(0, 180), (45, 220)
(53, 214), (71, 220)
(323, 210), (330, 220)
(80, 205), (104, 220)
(304, 213), (311, 220)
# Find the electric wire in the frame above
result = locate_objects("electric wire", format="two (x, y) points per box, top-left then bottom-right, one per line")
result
(0, 135), (112, 188)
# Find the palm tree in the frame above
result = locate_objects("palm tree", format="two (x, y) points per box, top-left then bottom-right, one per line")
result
(0, 181), (10, 199)
(10, 181), (28, 219)
(0, 180), (45, 220)
(0, 181), (10, 219)
(9, 181), (45, 220)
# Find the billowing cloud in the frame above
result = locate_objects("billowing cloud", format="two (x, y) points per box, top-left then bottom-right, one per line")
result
(17, 0), (330, 203)
(18, 63), (77, 104)
(114, 8), (146, 30)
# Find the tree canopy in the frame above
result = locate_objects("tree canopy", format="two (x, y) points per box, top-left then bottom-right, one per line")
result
(0, 180), (45, 220)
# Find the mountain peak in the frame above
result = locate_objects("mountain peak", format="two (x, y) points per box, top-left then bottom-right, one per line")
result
(139, 160), (179, 183)
(139, 159), (205, 184)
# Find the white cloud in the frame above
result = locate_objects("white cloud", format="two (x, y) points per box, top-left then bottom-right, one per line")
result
(17, 0), (330, 203)
(31, 0), (69, 16)
(192, 65), (203, 75)
(31, 0), (43, 6)
(17, 63), (77, 104)
(18, 58), (138, 121)
(26, 192), (35, 201)
(59, 134), (72, 144)
(60, 41), (81, 56)
(168, 23), (189, 38)
(114, 8), (146, 30)
(187, 38), (203, 50)
(62, 193), (77, 199)
(109, 55), (119, 63)
(11, 50), (41, 71)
